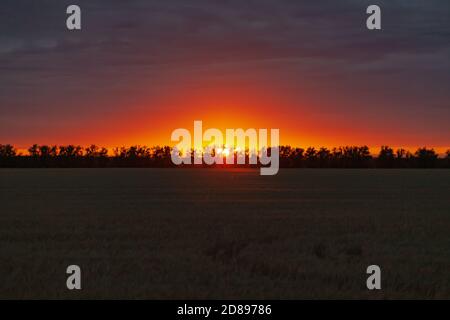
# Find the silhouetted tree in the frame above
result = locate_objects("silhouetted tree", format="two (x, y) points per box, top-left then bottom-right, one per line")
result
(59, 145), (83, 158)
(331, 146), (371, 168)
(415, 147), (438, 168)
(378, 146), (395, 168)
(40, 145), (58, 157)
(446, 150), (450, 167)
(317, 147), (331, 168)
(28, 144), (39, 158)
(57, 145), (83, 167)
(0, 144), (17, 166)
(0, 144), (16, 158)
(85, 145), (105, 157)
(396, 148), (406, 159)
(84, 145), (108, 167)
(291, 147), (304, 167)
(305, 147), (317, 167)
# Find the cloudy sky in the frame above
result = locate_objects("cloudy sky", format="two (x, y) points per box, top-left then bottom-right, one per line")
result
(0, 0), (449, 150)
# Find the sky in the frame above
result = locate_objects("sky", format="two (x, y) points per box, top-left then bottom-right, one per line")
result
(0, 0), (449, 152)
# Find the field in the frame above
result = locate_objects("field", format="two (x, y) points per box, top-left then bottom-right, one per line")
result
(0, 168), (449, 299)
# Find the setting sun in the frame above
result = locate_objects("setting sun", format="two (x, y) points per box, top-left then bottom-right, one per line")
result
(221, 148), (230, 157)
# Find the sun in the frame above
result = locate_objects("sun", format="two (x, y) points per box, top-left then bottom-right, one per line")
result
(222, 148), (230, 157)
(215, 147), (230, 156)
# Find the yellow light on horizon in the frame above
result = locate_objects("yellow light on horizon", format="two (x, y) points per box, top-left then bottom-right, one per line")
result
(222, 148), (230, 157)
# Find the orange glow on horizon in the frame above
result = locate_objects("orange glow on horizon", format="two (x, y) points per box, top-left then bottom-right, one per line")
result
(6, 83), (449, 154)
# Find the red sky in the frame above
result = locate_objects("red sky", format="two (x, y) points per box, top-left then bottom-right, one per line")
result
(1, 1), (449, 153)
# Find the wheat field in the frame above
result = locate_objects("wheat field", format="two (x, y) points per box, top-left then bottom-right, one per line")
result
(0, 168), (449, 299)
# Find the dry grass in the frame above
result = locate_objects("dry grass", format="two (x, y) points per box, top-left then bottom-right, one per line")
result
(0, 168), (449, 299)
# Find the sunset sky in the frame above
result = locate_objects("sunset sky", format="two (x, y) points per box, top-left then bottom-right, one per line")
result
(1, 0), (449, 152)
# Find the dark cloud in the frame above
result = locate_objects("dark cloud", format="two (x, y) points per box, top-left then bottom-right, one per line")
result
(0, 0), (449, 144)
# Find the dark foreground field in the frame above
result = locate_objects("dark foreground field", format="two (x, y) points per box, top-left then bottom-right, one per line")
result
(0, 168), (449, 299)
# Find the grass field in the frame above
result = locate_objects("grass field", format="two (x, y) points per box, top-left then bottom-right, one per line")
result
(0, 168), (449, 299)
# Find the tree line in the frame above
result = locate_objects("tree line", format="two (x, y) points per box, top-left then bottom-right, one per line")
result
(0, 144), (449, 168)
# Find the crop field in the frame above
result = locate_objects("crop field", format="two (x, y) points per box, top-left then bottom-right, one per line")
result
(0, 168), (449, 299)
